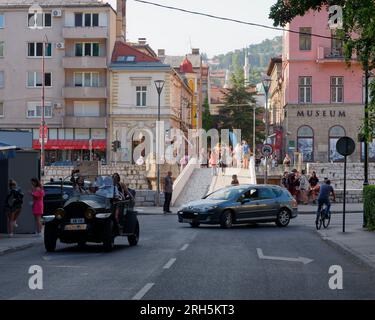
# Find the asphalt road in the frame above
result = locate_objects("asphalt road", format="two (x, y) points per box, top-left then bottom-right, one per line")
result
(0, 214), (374, 300)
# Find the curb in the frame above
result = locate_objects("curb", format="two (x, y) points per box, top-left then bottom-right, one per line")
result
(0, 243), (34, 256)
(298, 211), (362, 215)
(317, 231), (375, 271)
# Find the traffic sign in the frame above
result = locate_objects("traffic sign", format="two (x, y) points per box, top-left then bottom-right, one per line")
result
(261, 144), (273, 157)
(39, 124), (48, 144)
(336, 137), (355, 156)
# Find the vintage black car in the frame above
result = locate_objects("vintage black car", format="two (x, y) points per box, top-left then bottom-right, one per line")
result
(43, 176), (139, 252)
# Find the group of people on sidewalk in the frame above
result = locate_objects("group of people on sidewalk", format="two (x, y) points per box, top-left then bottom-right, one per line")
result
(4, 178), (45, 238)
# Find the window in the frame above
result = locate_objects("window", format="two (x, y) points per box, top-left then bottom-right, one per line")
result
(48, 128), (58, 140)
(75, 128), (90, 139)
(0, 102), (3, 117)
(27, 72), (52, 87)
(74, 13), (99, 27)
(362, 139), (375, 162)
(27, 102), (52, 118)
(117, 55), (136, 62)
(136, 86), (147, 107)
(73, 101), (100, 117)
(28, 12), (52, 28)
(65, 128), (74, 139)
(74, 72), (99, 87)
(299, 76), (312, 103)
(258, 188), (277, 199)
(297, 126), (314, 162)
(331, 30), (343, 57)
(0, 41), (4, 57)
(75, 42), (99, 57)
(363, 76), (375, 103)
(331, 76), (344, 103)
(299, 27), (312, 51)
(28, 42), (52, 57)
(0, 13), (4, 28)
(58, 129), (65, 140)
(329, 126), (346, 162)
(0, 71), (4, 88)
(91, 129), (106, 139)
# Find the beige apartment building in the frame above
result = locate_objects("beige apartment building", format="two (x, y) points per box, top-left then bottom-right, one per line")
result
(0, 0), (118, 164)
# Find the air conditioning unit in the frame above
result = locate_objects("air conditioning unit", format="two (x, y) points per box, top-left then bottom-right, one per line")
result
(53, 103), (62, 109)
(52, 9), (62, 17)
(55, 42), (65, 50)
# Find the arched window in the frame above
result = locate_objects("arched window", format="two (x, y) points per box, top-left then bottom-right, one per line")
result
(297, 125), (314, 162)
(329, 126), (346, 162)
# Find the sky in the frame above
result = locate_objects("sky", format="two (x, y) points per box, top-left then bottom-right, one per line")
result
(107, 0), (280, 57)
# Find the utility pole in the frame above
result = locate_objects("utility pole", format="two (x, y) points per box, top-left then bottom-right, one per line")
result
(40, 35), (48, 177)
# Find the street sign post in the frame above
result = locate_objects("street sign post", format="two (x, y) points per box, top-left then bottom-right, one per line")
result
(261, 144), (273, 157)
(336, 137), (356, 233)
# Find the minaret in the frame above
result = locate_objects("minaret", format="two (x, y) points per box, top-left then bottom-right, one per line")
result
(243, 48), (250, 86)
(223, 69), (230, 89)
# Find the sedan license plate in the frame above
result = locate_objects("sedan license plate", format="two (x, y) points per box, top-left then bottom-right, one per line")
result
(65, 224), (87, 231)
(183, 219), (193, 223)
(70, 218), (85, 224)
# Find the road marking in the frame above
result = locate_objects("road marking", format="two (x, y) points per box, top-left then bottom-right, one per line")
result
(180, 244), (189, 251)
(132, 283), (154, 300)
(163, 258), (177, 269)
(256, 248), (313, 265)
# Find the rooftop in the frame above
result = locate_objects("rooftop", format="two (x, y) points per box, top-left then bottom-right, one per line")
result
(161, 54), (202, 69)
(0, 0), (111, 8)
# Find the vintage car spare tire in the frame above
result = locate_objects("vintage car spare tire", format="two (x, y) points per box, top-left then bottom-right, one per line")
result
(44, 223), (58, 252)
(128, 221), (139, 246)
(103, 220), (115, 252)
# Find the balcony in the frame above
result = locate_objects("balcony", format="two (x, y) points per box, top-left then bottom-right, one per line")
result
(63, 27), (108, 39)
(317, 46), (358, 63)
(62, 56), (107, 69)
(63, 87), (107, 99)
(64, 116), (106, 128)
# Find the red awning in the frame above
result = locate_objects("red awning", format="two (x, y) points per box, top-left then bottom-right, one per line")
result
(32, 140), (106, 150)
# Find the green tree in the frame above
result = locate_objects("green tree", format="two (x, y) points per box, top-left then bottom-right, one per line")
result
(202, 97), (214, 131)
(269, 0), (375, 141)
(217, 71), (265, 144)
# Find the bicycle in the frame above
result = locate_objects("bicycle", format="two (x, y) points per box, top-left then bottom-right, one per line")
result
(315, 203), (331, 230)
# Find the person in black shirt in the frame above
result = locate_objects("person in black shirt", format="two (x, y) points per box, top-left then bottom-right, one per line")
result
(5, 180), (24, 237)
(309, 171), (320, 204)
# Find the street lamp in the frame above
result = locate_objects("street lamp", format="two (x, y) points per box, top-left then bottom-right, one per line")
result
(154, 80), (165, 207)
(262, 76), (271, 184)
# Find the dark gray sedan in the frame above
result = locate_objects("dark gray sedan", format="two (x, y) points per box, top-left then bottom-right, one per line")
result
(177, 185), (298, 228)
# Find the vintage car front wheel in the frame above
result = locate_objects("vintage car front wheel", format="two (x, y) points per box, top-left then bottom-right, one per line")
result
(103, 220), (115, 252)
(128, 221), (139, 246)
(44, 223), (58, 252)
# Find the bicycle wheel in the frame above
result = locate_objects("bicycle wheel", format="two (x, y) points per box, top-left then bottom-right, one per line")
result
(323, 211), (331, 228)
(315, 214), (323, 230)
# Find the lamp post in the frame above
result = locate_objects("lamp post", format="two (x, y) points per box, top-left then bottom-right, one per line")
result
(262, 76), (271, 184)
(154, 80), (165, 207)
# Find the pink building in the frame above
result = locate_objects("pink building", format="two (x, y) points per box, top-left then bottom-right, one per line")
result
(282, 8), (367, 163)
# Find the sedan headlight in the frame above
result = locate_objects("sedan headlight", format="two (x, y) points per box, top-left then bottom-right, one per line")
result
(199, 205), (218, 212)
(84, 208), (95, 219)
(54, 208), (65, 220)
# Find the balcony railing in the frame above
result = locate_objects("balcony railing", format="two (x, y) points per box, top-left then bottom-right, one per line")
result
(62, 87), (107, 99)
(63, 27), (108, 39)
(62, 56), (107, 69)
(317, 47), (358, 62)
(64, 116), (106, 128)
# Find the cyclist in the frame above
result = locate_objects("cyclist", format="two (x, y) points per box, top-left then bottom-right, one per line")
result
(316, 179), (336, 224)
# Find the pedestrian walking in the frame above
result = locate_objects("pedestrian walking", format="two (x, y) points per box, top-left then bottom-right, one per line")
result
(231, 175), (239, 186)
(287, 169), (299, 199)
(242, 141), (250, 169)
(163, 171), (173, 214)
(234, 142), (242, 168)
(283, 154), (291, 170)
(4, 180), (24, 237)
(30, 178), (45, 236)
(299, 170), (309, 205)
(209, 150), (218, 176)
(309, 171), (320, 204)
(281, 171), (289, 189)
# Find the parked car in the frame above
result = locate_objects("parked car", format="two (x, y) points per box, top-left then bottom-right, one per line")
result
(177, 184), (298, 228)
(43, 176), (139, 252)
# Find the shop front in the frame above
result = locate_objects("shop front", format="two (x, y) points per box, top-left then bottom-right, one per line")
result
(284, 104), (363, 163)
(32, 139), (106, 165)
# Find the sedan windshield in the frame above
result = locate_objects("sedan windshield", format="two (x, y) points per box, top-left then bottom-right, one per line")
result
(205, 187), (248, 200)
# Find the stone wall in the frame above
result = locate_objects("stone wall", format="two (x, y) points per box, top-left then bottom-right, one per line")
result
(135, 190), (164, 207)
(43, 164), (150, 190)
(307, 163), (375, 189)
(334, 189), (363, 203)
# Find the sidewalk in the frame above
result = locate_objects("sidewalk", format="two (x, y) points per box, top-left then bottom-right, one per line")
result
(317, 222), (375, 271)
(0, 233), (42, 256)
(298, 203), (363, 214)
(136, 207), (179, 215)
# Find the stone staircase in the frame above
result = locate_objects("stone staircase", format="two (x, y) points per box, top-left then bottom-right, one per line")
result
(208, 168), (257, 194)
(174, 168), (213, 207)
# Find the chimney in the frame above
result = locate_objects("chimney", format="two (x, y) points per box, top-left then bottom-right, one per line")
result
(158, 49), (165, 57)
(116, 0), (127, 41)
(192, 48), (200, 55)
(138, 38), (147, 45)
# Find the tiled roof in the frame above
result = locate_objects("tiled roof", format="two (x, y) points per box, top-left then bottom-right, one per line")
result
(111, 41), (160, 63)
(162, 54), (201, 69)
(0, 0), (109, 7)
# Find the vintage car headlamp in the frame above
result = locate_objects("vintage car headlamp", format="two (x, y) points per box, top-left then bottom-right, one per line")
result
(84, 208), (95, 219)
(54, 208), (65, 220)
